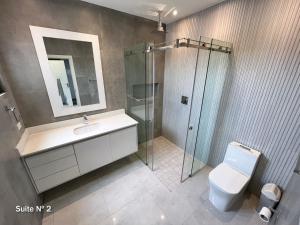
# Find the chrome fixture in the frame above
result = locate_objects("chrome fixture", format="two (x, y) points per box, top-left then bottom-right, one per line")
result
(147, 38), (232, 54)
(5, 105), (19, 122)
(152, 8), (177, 33)
(157, 10), (164, 32)
(83, 114), (89, 124)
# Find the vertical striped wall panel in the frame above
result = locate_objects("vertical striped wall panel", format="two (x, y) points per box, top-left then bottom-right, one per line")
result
(164, 0), (300, 194)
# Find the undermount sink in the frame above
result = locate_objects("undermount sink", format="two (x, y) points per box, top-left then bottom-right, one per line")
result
(73, 123), (102, 135)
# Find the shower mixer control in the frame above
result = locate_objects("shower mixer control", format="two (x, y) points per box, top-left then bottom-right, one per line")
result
(181, 96), (189, 105)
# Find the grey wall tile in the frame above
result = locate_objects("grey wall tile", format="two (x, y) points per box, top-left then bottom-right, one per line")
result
(0, 67), (42, 225)
(0, 0), (165, 129)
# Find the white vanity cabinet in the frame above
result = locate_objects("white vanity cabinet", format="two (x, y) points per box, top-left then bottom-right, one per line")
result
(25, 145), (80, 193)
(110, 126), (137, 161)
(23, 125), (138, 193)
(74, 126), (138, 175)
(74, 134), (112, 175)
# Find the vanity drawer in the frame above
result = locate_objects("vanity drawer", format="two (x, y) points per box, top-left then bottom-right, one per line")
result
(30, 155), (78, 180)
(110, 126), (138, 161)
(35, 166), (80, 193)
(74, 134), (112, 175)
(25, 145), (74, 168)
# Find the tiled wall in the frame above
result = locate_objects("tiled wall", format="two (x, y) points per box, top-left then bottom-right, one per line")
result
(163, 0), (300, 194)
(0, 0), (165, 129)
(162, 46), (200, 148)
(0, 68), (42, 225)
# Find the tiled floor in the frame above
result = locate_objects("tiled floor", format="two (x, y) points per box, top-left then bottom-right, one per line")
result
(152, 136), (184, 190)
(42, 138), (265, 225)
(152, 136), (205, 191)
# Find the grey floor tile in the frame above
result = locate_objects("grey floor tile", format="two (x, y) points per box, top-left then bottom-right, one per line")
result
(100, 172), (145, 213)
(102, 192), (173, 225)
(42, 136), (261, 225)
(52, 191), (110, 225)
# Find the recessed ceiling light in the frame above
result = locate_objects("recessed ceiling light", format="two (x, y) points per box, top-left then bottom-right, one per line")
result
(172, 9), (178, 16)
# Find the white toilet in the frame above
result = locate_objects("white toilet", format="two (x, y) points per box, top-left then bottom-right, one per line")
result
(208, 142), (261, 211)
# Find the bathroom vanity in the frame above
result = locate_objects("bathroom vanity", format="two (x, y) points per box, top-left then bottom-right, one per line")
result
(17, 110), (138, 193)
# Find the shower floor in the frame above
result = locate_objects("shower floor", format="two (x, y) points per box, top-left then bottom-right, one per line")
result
(152, 136), (205, 191)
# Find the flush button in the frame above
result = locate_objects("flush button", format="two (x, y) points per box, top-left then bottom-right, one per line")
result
(181, 96), (188, 105)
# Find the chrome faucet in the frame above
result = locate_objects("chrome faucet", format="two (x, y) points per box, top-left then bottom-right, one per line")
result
(83, 114), (89, 124)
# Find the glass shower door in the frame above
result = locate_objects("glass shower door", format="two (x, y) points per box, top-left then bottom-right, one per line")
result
(124, 43), (154, 169)
(181, 38), (231, 181)
(181, 40), (211, 181)
(192, 45), (230, 174)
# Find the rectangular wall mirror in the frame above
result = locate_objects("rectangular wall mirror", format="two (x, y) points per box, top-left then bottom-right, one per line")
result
(30, 26), (106, 117)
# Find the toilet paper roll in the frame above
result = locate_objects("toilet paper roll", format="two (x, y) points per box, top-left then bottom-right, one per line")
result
(259, 207), (272, 223)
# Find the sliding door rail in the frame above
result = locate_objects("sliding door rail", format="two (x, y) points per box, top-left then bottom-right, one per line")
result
(147, 38), (232, 54)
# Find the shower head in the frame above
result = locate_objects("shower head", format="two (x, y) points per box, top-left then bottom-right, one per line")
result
(152, 10), (167, 33)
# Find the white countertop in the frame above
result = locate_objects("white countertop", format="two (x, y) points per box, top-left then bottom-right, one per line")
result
(17, 109), (138, 157)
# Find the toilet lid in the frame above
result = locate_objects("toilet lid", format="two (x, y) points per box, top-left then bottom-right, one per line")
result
(209, 163), (249, 194)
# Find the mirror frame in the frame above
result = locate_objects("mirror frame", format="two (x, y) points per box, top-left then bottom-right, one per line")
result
(30, 25), (106, 117)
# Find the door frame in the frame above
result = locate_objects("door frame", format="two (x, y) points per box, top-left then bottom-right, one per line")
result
(48, 55), (82, 106)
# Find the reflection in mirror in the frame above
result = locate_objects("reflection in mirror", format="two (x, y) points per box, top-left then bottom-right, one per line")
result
(0, 79), (5, 94)
(43, 37), (99, 107)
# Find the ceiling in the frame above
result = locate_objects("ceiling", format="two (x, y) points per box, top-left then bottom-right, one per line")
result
(81, 0), (225, 24)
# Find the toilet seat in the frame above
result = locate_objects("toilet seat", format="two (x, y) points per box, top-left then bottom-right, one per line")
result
(209, 163), (249, 195)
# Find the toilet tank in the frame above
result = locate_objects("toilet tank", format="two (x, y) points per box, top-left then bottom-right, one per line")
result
(224, 142), (261, 177)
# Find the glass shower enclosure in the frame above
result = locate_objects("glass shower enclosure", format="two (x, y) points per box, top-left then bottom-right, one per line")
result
(124, 38), (232, 181)
(181, 38), (232, 181)
(124, 43), (155, 169)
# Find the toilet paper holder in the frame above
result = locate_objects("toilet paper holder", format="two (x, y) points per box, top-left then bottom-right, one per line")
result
(259, 207), (279, 223)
